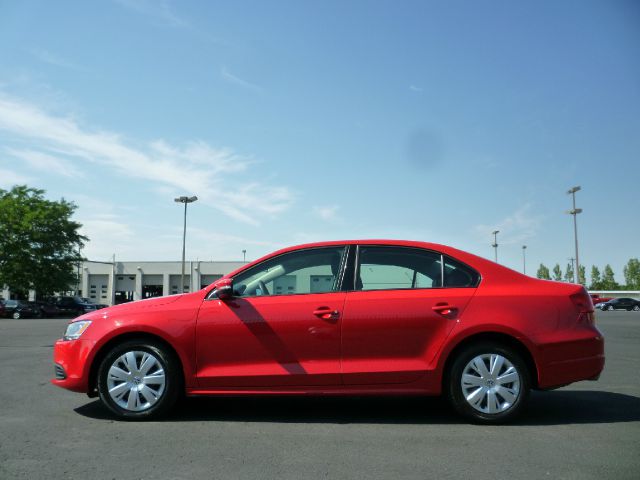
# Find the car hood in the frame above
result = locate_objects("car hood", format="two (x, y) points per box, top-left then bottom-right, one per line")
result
(77, 294), (185, 321)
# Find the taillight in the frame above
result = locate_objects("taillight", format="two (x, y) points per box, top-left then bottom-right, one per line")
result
(570, 289), (595, 325)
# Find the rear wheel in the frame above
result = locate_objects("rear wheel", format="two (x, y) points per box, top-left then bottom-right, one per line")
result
(97, 340), (181, 420)
(447, 343), (530, 424)
(12, 311), (20, 319)
(633, 305), (639, 311)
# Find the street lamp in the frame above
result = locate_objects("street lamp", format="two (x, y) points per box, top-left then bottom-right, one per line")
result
(568, 257), (575, 283)
(566, 186), (582, 284)
(76, 242), (82, 295)
(174, 195), (198, 293)
(242, 249), (247, 263)
(492, 230), (500, 263)
(522, 245), (527, 275)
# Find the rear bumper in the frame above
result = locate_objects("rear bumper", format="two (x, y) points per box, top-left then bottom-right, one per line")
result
(50, 339), (95, 393)
(536, 331), (605, 389)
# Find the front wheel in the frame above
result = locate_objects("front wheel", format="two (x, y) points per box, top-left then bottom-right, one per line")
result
(607, 305), (615, 311)
(97, 340), (181, 420)
(12, 311), (21, 319)
(633, 305), (639, 311)
(447, 343), (530, 424)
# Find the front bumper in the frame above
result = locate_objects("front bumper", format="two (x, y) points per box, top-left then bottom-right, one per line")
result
(50, 338), (96, 393)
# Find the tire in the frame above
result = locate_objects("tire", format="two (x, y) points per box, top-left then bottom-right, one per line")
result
(97, 340), (181, 420)
(607, 305), (615, 311)
(633, 305), (639, 312)
(12, 311), (20, 319)
(446, 343), (530, 424)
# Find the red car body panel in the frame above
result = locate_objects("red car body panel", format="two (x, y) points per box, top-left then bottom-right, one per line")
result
(195, 292), (345, 387)
(52, 240), (604, 399)
(340, 287), (476, 385)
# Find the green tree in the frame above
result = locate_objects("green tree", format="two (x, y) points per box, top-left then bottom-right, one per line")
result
(564, 263), (575, 283)
(0, 185), (87, 298)
(601, 264), (619, 290)
(623, 258), (640, 290)
(577, 265), (586, 286)
(590, 266), (602, 290)
(552, 263), (562, 282)
(536, 263), (551, 280)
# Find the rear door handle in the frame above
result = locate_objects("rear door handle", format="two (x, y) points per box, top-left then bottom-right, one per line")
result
(432, 303), (457, 316)
(313, 307), (340, 320)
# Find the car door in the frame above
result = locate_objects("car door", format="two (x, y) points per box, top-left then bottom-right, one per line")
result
(341, 245), (479, 385)
(195, 245), (348, 388)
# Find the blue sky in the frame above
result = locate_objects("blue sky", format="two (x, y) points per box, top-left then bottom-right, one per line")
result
(0, 0), (638, 282)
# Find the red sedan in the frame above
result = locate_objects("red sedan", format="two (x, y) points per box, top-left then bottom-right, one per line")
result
(52, 240), (604, 423)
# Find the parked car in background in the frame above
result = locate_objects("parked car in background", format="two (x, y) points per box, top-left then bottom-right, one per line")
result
(0, 300), (5, 317)
(54, 296), (99, 318)
(52, 240), (604, 424)
(2, 300), (38, 319)
(80, 298), (108, 310)
(590, 294), (613, 304)
(35, 300), (63, 318)
(597, 297), (640, 311)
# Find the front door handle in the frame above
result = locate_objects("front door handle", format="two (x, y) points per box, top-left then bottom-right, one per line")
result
(432, 303), (457, 316)
(313, 307), (340, 320)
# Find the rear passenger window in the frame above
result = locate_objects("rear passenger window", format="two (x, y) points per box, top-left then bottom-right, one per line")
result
(356, 247), (442, 291)
(355, 246), (480, 291)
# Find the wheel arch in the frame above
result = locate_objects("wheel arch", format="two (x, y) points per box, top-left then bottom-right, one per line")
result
(440, 331), (540, 390)
(87, 332), (185, 398)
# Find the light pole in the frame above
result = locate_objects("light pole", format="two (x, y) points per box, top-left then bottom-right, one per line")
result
(568, 257), (575, 283)
(76, 242), (82, 295)
(492, 230), (500, 263)
(566, 186), (582, 284)
(242, 249), (247, 263)
(174, 195), (198, 293)
(522, 245), (527, 274)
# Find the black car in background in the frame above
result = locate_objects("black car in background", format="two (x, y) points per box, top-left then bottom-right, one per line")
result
(598, 297), (640, 311)
(34, 300), (62, 318)
(2, 300), (38, 319)
(54, 296), (98, 318)
(79, 297), (108, 310)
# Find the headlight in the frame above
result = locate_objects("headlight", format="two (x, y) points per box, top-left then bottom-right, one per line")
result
(63, 320), (92, 340)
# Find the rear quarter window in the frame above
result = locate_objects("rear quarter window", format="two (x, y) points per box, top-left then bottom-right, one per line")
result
(443, 255), (480, 288)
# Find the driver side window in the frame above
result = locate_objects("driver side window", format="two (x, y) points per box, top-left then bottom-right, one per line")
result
(233, 246), (347, 297)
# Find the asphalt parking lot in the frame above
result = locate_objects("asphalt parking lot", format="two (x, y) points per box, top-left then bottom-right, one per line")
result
(0, 312), (638, 480)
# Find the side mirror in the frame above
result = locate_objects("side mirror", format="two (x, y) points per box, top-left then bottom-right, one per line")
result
(213, 278), (233, 300)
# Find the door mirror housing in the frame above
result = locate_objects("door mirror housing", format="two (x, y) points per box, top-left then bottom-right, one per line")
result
(213, 278), (233, 300)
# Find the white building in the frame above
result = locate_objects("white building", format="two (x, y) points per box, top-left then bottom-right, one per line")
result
(80, 260), (245, 306)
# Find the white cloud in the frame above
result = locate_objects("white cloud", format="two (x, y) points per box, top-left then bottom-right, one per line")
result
(313, 205), (340, 221)
(0, 93), (294, 225)
(474, 204), (542, 246)
(114, 0), (187, 28)
(0, 168), (32, 188)
(28, 48), (83, 71)
(5, 148), (84, 178)
(221, 66), (262, 92)
(409, 85), (423, 93)
(78, 214), (136, 261)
